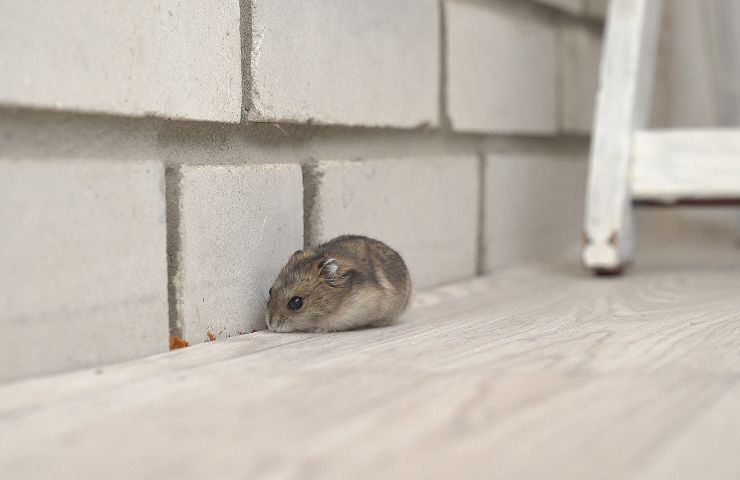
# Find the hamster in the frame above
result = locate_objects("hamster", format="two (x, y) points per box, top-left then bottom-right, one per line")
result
(265, 235), (411, 333)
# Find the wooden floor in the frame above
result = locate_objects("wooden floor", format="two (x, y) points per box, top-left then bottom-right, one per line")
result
(1, 243), (739, 479)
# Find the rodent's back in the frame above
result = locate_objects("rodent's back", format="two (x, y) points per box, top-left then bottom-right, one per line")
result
(316, 235), (411, 306)
(309, 235), (411, 330)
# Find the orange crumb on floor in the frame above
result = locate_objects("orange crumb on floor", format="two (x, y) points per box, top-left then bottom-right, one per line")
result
(206, 330), (216, 342)
(169, 335), (189, 350)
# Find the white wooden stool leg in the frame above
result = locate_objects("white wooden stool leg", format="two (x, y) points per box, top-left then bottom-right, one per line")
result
(582, 0), (663, 274)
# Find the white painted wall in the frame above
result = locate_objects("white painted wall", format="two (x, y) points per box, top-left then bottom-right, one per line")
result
(654, 0), (740, 127)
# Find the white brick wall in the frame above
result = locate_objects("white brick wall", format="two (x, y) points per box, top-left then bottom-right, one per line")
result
(304, 157), (479, 289)
(0, 0), (727, 385)
(481, 152), (587, 270)
(561, 25), (602, 133)
(445, 1), (558, 134)
(0, 0), (617, 381)
(0, 160), (169, 383)
(171, 164), (303, 344)
(653, 0), (722, 127)
(248, 0), (440, 127)
(0, 1), (242, 122)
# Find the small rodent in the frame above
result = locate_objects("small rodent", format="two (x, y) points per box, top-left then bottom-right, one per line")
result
(265, 235), (411, 333)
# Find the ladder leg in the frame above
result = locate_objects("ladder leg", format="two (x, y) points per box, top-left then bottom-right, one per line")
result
(582, 0), (663, 274)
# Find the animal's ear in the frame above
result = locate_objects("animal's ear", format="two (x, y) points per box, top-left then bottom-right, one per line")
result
(291, 249), (304, 257)
(318, 258), (338, 279)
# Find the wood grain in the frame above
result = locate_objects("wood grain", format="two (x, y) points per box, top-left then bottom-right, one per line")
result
(632, 128), (740, 202)
(0, 257), (739, 480)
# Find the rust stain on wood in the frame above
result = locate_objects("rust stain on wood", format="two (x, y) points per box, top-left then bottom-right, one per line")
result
(607, 231), (619, 247)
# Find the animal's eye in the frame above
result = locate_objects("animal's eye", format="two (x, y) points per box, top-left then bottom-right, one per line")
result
(288, 296), (303, 310)
(269, 287), (273, 297)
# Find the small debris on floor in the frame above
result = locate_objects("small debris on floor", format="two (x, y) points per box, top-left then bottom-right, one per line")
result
(169, 335), (189, 350)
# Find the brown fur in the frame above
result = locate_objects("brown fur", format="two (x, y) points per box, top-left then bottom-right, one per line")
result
(265, 235), (411, 332)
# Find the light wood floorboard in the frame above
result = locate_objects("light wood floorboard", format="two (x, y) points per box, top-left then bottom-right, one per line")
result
(1, 250), (739, 479)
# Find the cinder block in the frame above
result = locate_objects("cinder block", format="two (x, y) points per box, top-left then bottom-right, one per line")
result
(0, 1), (241, 122)
(445, 1), (558, 134)
(481, 152), (587, 271)
(0, 160), (168, 383)
(561, 25), (602, 134)
(172, 164), (303, 344)
(248, 0), (439, 128)
(304, 157), (479, 289)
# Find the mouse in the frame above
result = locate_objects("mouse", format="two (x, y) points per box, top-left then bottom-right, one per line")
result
(265, 235), (411, 333)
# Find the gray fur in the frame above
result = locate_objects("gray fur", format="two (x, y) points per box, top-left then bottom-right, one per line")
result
(265, 235), (412, 332)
